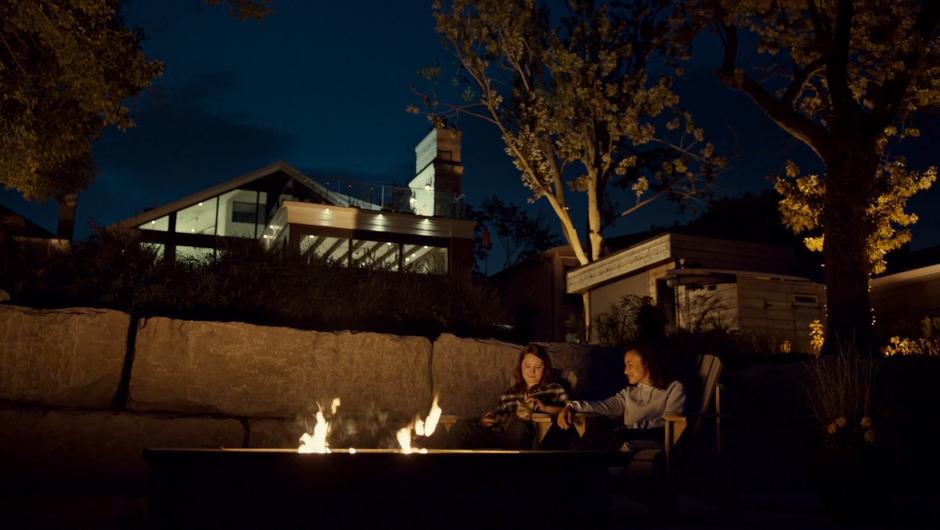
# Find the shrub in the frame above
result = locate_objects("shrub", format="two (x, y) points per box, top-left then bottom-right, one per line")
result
(594, 295), (667, 346)
(3, 229), (512, 339)
(883, 317), (940, 357)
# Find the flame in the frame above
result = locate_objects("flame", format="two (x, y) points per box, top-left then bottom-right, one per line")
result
(396, 394), (444, 453)
(423, 395), (442, 437)
(396, 425), (413, 454)
(298, 398), (340, 454)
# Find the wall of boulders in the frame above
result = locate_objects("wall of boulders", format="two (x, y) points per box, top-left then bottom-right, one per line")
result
(0, 304), (622, 490)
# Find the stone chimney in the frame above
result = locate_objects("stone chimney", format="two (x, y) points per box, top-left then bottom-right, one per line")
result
(409, 125), (463, 216)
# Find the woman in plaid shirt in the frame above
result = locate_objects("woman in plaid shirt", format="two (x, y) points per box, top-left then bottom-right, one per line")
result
(452, 344), (570, 449)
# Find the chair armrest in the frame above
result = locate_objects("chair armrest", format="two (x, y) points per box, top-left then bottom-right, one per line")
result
(663, 415), (687, 465)
(663, 414), (687, 425)
(531, 412), (552, 424)
(568, 411), (618, 437)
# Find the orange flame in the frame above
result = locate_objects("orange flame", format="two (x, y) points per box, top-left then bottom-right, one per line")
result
(298, 398), (340, 454)
(397, 394), (443, 453)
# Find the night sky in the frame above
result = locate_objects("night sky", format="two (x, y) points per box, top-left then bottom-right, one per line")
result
(2, 0), (938, 256)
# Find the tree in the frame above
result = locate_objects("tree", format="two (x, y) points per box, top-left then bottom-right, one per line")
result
(422, 0), (724, 339)
(0, 0), (270, 238)
(705, 0), (939, 352)
(466, 195), (562, 273)
(775, 159), (936, 275)
(0, 1), (163, 205)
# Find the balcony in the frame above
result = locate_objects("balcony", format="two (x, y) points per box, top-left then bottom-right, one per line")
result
(305, 175), (465, 219)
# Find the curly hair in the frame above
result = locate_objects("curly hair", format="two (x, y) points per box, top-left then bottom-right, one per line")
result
(625, 341), (672, 389)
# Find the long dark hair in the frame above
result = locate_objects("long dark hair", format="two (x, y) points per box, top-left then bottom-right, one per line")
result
(626, 342), (672, 389)
(511, 343), (554, 392)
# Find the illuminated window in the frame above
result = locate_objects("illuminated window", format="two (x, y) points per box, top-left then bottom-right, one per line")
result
(175, 199), (218, 235)
(403, 244), (447, 274)
(141, 242), (164, 259)
(140, 216), (169, 231)
(176, 246), (214, 261)
(352, 240), (399, 271)
(301, 235), (349, 266)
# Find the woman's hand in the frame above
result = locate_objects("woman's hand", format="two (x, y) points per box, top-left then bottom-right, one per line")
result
(557, 405), (574, 430)
(526, 396), (545, 411)
(528, 396), (564, 415)
(480, 412), (497, 428)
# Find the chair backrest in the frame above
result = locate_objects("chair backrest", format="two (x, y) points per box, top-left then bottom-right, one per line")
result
(692, 353), (723, 435)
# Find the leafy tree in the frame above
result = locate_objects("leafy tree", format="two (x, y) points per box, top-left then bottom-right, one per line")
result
(422, 0), (724, 338)
(0, 0), (270, 238)
(466, 195), (562, 273)
(703, 0), (939, 352)
(0, 0), (163, 203)
(775, 159), (936, 275)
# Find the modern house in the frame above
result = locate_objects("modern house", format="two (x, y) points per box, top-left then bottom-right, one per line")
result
(114, 126), (476, 275)
(871, 245), (940, 334)
(560, 232), (826, 351)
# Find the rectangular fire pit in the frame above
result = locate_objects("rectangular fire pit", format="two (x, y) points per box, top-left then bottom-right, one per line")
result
(144, 448), (613, 529)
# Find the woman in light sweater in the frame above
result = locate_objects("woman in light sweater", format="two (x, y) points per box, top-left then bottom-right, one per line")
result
(556, 343), (686, 451)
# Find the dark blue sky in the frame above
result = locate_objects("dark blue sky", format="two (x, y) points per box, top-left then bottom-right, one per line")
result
(2, 0), (938, 252)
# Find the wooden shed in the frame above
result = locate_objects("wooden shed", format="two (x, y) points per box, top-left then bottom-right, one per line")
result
(567, 232), (825, 352)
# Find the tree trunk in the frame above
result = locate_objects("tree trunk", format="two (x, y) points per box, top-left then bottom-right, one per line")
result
(56, 193), (78, 242)
(586, 178), (603, 261)
(582, 292), (592, 343)
(822, 140), (877, 354)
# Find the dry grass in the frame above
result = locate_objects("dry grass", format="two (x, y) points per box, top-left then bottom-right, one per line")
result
(805, 342), (877, 426)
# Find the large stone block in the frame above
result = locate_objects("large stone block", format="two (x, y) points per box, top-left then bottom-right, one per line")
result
(430, 334), (522, 417)
(129, 317), (433, 419)
(0, 408), (244, 489)
(0, 305), (130, 407)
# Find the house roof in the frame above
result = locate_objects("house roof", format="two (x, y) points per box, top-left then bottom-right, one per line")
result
(0, 204), (57, 239)
(113, 161), (331, 229)
(664, 267), (814, 286)
(566, 231), (796, 294)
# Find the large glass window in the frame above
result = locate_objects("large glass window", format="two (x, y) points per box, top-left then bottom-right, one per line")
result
(301, 235), (349, 266)
(175, 198), (218, 235)
(232, 201), (261, 224)
(139, 216), (169, 231)
(217, 189), (267, 238)
(141, 242), (165, 259)
(403, 244), (448, 274)
(176, 246), (214, 261)
(351, 240), (399, 271)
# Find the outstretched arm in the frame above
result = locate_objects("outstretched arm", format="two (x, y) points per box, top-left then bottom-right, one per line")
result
(570, 389), (627, 417)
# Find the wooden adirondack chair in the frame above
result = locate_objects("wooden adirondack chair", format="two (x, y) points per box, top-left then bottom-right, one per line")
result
(571, 353), (723, 475)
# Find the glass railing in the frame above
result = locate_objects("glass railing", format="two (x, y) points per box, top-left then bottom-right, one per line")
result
(309, 176), (465, 219)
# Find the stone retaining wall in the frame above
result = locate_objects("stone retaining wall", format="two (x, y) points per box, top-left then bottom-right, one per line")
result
(130, 317), (433, 419)
(0, 305), (128, 408)
(0, 304), (620, 490)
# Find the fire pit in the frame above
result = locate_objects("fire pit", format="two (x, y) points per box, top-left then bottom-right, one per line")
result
(144, 448), (612, 529)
